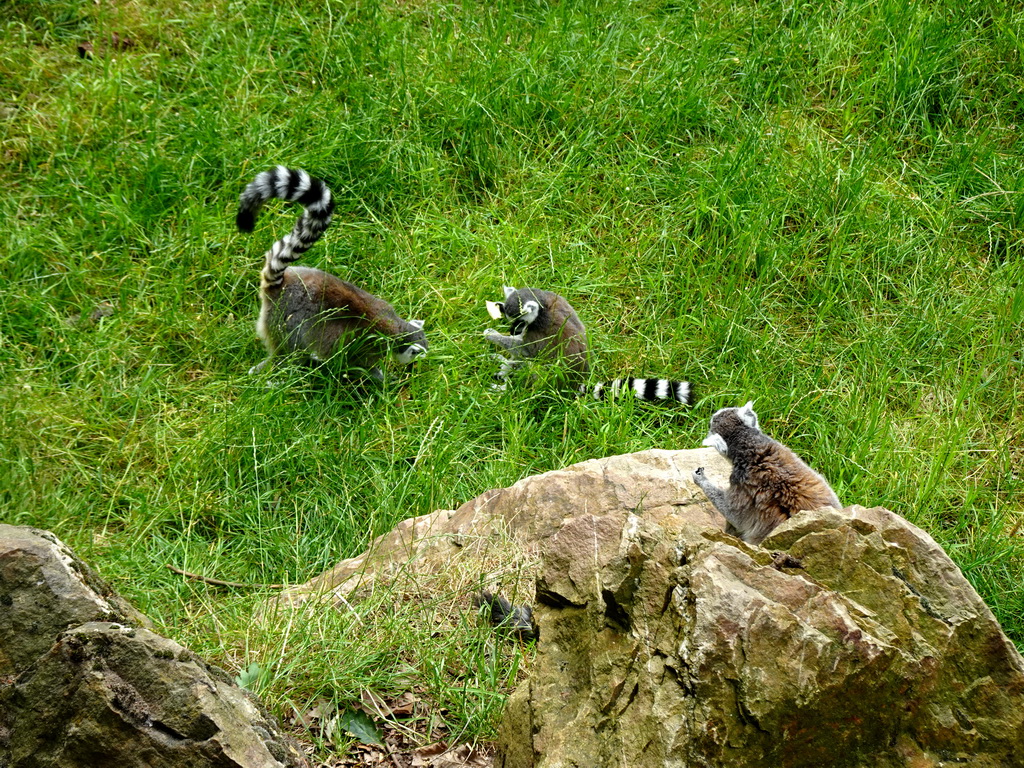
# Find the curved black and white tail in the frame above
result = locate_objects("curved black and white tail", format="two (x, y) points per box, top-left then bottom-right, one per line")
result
(236, 166), (335, 290)
(589, 377), (691, 404)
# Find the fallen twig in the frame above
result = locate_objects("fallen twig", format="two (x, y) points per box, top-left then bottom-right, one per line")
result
(165, 564), (283, 590)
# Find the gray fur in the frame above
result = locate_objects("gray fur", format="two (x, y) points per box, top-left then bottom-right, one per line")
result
(483, 286), (691, 403)
(484, 287), (589, 383)
(237, 167), (427, 377)
(692, 402), (842, 545)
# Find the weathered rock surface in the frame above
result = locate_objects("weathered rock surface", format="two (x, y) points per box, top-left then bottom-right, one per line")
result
(495, 504), (1024, 768)
(5, 622), (306, 768)
(0, 525), (308, 768)
(277, 448), (731, 607)
(0, 524), (150, 676)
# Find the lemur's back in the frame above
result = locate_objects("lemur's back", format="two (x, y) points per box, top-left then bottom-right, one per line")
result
(519, 289), (589, 377)
(266, 266), (408, 365)
(729, 435), (840, 538)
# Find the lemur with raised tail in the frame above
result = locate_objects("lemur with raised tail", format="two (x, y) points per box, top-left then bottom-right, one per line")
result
(692, 402), (842, 545)
(236, 167), (427, 380)
(483, 286), (691, 403)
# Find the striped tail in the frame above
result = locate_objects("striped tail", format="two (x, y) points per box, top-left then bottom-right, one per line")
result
(236, 166), (335, 290)
(590, 377), (691, 404)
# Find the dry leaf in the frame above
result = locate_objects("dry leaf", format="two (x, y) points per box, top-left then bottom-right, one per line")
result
(389, 691), (420, 717)
(360, 688), (391, 717)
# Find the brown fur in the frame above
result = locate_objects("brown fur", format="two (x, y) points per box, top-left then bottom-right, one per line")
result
(257, 266), (421, 374)
(692, 403), (841, 545)
(237, 166), (427, 378)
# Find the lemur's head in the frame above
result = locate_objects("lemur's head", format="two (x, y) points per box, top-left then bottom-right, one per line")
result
(392, 319), (428, 364)
(702, 401), (760, 455)
(485, 286), (543, 331)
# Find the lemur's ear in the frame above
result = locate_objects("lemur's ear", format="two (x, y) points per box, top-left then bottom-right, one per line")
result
(503, 285), (517, 300)
(738, 401), (759, 430)
(485, 301), (504, 320)
(409, 319), (425, 330)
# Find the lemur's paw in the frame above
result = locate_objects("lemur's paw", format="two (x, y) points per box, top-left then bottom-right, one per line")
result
(692, 467), (706, 483)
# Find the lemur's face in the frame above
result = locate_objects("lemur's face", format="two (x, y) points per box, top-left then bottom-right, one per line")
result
(485, 287), (541, 328)
(393, 342), (426, 364)
(702, 401), (760, 455)
(392, 320), (428, 364)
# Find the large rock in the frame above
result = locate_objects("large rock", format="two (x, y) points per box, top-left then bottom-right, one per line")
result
(279, 447), (1024, 765)
(5, 622), (305, 767)
(0, 524), (149, 676)
(0, 525), (308, 768)
(277, 448), (731, 607)
(495, 504), (1024, 767)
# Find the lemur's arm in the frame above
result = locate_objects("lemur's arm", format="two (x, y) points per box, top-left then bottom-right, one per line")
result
(493, 356), (526, 382)
(248, 357), (272, 375)
(692, 468), (747, 533)
(483, 328), (526, 353)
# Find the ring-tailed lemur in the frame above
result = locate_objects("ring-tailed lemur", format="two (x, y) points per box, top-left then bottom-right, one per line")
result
(236, 167), (427, 380)
(483, 286), (691, 403)
(692, 402), (842, 544)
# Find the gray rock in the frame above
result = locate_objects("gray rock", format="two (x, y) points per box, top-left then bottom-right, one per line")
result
(0, 524), (150, 676)
(0, 525), (309, 768)
(5, 622), (306, 767)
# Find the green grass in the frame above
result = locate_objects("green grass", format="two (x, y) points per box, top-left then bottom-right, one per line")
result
(2, 0), (1023, 755)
